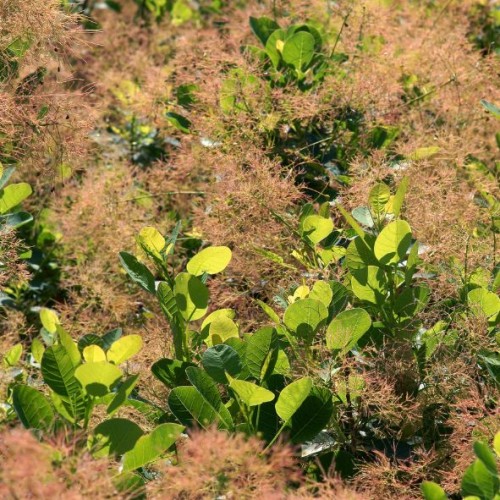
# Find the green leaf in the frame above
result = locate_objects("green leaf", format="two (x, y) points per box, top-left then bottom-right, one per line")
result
(169, 387), (219, 429)
(407, 146), (440, 161)
(282, 31), (315, 71)
(122, 423), (184, 472)
(0, 165), (15, 189)
(374, 220), (412, 265)
(276, 377), (312, 423)
(345, 234), (378, 271)
(57, 326), (81, 367)
(481, 99), (500, 119)
(369, 183), (390, 217)
(265, 29), (286, 68)
(40, 308), (59, 334)
(75, 362), (123, 397)
(289, 386), (333, 444)
(78, 334), (104, 352)
(461, 459), (498, 499)
(91, 418), (144, 458)
(255, 299), (280, 324)
(137, 226), (165, 262)
(352, 206), (374, 228)
(301, 215), (334, 244)
(245, 327), (278, 381)
(119, 252), (156, 294)
(421, 481), (448, 500)
(309, 280), (333, 308)
(351, 265), (387, 304)
(202, 344), (242, 383)
(83, 345), (106, 363)
(12, 385), (54, 431)
(174, 272), (209, 321)
(468, 288), (500, 324)
(186, 246), (232, 276)
(151, 358), (195, 389)
(392, 176), (409, 217)
(0, 182), (32, 214)
(201, 309), (239, 346)
(3, 211), (33, 229)
(157, 281), (181, 326)
(107, 374), (140, 415)
(107, 335), (143, 365)
(494, 432), (500, 457)
(474, 441), (498, 475)
(249, 16), (280, 45)
(168, 377), (233, 430)
(31, 338), (45, 364)
(3, 343), (22, 367)
(171, 0), (193, 26)
(41, 345), (82, 398)
(229, 377), (275, 406)
(7, 37), (31, 57)
(326, 309), (372, 354)
(394, 285), (430, 317)
(165, 111), (191, 133)
(284, 298), (328, 342)
(186, 366), (232, 428)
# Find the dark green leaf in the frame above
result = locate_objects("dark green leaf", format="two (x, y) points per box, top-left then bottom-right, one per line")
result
(202, 344), (242, 383)
(119, 252), (156, 294)
(249, 16), (280, 45)
(12, 385), (54, 431)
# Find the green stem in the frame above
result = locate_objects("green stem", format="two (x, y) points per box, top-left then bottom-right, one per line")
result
(264, 420), (288, 452)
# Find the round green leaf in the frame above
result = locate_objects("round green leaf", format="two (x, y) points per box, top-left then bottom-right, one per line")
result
(0, 182), (32, 214)
(249, 16), (280, 45)
(174, 272), (209, 321)
(40, 308), (59, 334)
(201, 309), (239, 346)
(186, 246), (232, 276)
(351, 265), (387, 304)
(421, 481), (447, 500)
(326, 309), (372, 354)
(282, 31), (315, 71)
(265, 28), (286, 68)
(284, 298), (328, 341)
(122, 423), (184, 472)
(275, 377), (312, 423)
(202, 344), (242, 383)
(301, 215), (334, 244)
(91, 418), (144, 458)
(374, 220), (412, 265)
(309, 280), (333, 308)
(107, 335), (143, 365)
(468, 288), (500, 323)
(75, 361), (123, 397)
(289, 386), (333, 444)
(83, 345), (106, 363)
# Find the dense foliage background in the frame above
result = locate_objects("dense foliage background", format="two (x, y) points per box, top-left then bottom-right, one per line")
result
(0, 0), (498, 498)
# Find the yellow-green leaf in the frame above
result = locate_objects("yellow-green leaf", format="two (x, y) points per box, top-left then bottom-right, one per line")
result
(186, 246), (232, 276)
(40, 308), (59, 334)
(107, 335), (143, 365)
(137, 227), (165, 261)
(374, 220), (412, 265)
(83, 345), (106, 363)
